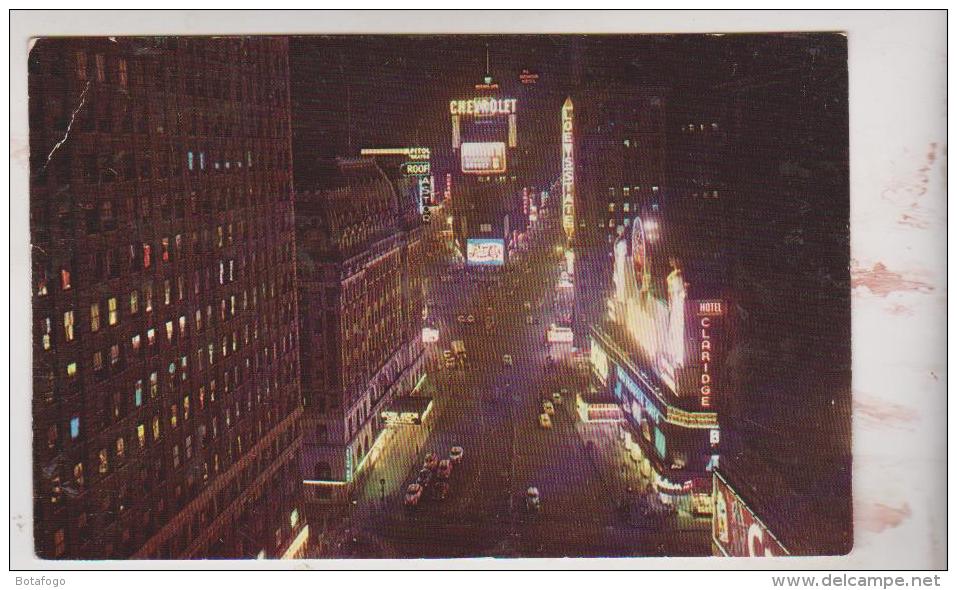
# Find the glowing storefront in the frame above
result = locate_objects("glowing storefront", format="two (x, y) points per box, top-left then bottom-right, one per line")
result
(589, 217), (727, 513)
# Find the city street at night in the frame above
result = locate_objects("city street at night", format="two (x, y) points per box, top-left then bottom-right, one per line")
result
(21, 23), (873, 567)
(317, 206), (710, 558)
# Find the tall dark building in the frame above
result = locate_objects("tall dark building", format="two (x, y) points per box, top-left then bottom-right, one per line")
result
(293, 159), (426, 509)
(713, 34), (852, 556)
(29, 37), (308, 559)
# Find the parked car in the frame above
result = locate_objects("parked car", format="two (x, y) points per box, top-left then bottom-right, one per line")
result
(431, 481), (450, 501)
(539, 413), (553, 429)
(552, 392), (563, 405)
(404, 483), (423, 507)
(436, 459), (452, 480)
(449, 446), (464, 464)
(542, 401), (555, 416)
(417, 468), (433, 487)
(503, 354), (513, 366)
(423, 452), (439, 471)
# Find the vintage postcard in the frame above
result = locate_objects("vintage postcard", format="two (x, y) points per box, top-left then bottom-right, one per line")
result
(10, 10), (947, 575)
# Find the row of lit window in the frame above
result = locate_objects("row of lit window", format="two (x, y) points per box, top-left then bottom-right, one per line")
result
(681, 122), (720, 133)
(608, 186), (659, 197)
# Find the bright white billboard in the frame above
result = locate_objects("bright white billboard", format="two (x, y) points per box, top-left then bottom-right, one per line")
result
(466, 238), (505, 266)
(461, 142), (507, 174)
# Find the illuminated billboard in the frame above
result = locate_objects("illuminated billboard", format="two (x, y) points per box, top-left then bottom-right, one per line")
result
(561, 97), (575, 238)
(450, 97), (517, 116)
(461, 142), (507, 174)
(466, 239), (505, 266)
(713, 472), (789, 557)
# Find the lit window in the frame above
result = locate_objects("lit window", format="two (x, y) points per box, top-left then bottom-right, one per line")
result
(144, 282), (153, 312)
(185, 435), (193, 459)
(143, 244), (152, 269)
(108, 297), (118, 326)
(183, 395), (190, 420)
(92, 351), (104, 372)
(195, 309), (203, 330)
(134, 380), (143, 407)
(608, 203), (615, 212)
(290, 508), (300, 529)
(187, 152), (194, 171)
(162, 237), (170, 262)
(41, 317), (52, 350)
(110, 344), (120, 366)
(90, 303), (101, 332)
(54, 529), (66, 558)
(137, 424), (146, 448)
(73, 462), (84, 487)
(61, 268), (71, 290)
(132, 334), (141, 351)
(199, 152), (206, 170)
(147, 328), (156, 346)
(130, 290), (139, 315)
(172, 445), (180, 468)
(98, 449), (109, 473)
(170, 405), (178, 429)
(70, 417), (80, 439)
(166, 320), (174, 341)
(116, 437), (125, 459)
(63, 311), (75, 341)
(623, 203), (631, 213)
(66, 362), (77, 378)
(152, 416), (161, 441)
(150, 372), (158, 398)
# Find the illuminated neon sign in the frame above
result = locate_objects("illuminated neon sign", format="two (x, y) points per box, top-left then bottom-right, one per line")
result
(696, 299), (725, 409)
(561, 97), (575, 239)
(450, 97), (517, 116)
(461, 142), (507, 174)
(466, 239), (505, 266)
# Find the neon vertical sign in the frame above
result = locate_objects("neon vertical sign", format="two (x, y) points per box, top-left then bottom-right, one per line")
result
(561, 97), (575, 239)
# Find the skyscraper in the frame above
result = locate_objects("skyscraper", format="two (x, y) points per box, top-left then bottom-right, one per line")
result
(29, 36), (308, 559)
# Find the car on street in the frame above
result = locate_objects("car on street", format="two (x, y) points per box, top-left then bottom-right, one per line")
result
(539, 413), (552, 429)
(449, 446), (464, 464)
(542, 400), (555, 416)
(503, 354), (513, 366)
(436, 459), (452, 480)
(404, 483), (423, 507)
(431, 481), (450, 501)
(417, 468), (434, 488)
(423, 452), (439, 471)
(552, 392), (563, 405)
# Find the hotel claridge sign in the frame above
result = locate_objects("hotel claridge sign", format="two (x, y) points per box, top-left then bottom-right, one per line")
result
(25, 32), (853, 560)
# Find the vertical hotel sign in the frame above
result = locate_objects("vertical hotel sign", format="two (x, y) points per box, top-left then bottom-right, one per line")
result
(696, 299), (724, 409)
(561, 97), (575, 239)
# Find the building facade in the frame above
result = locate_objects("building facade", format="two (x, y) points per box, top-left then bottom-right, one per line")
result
(29, 37), (308, 559)
(295, 159), (425, 508)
